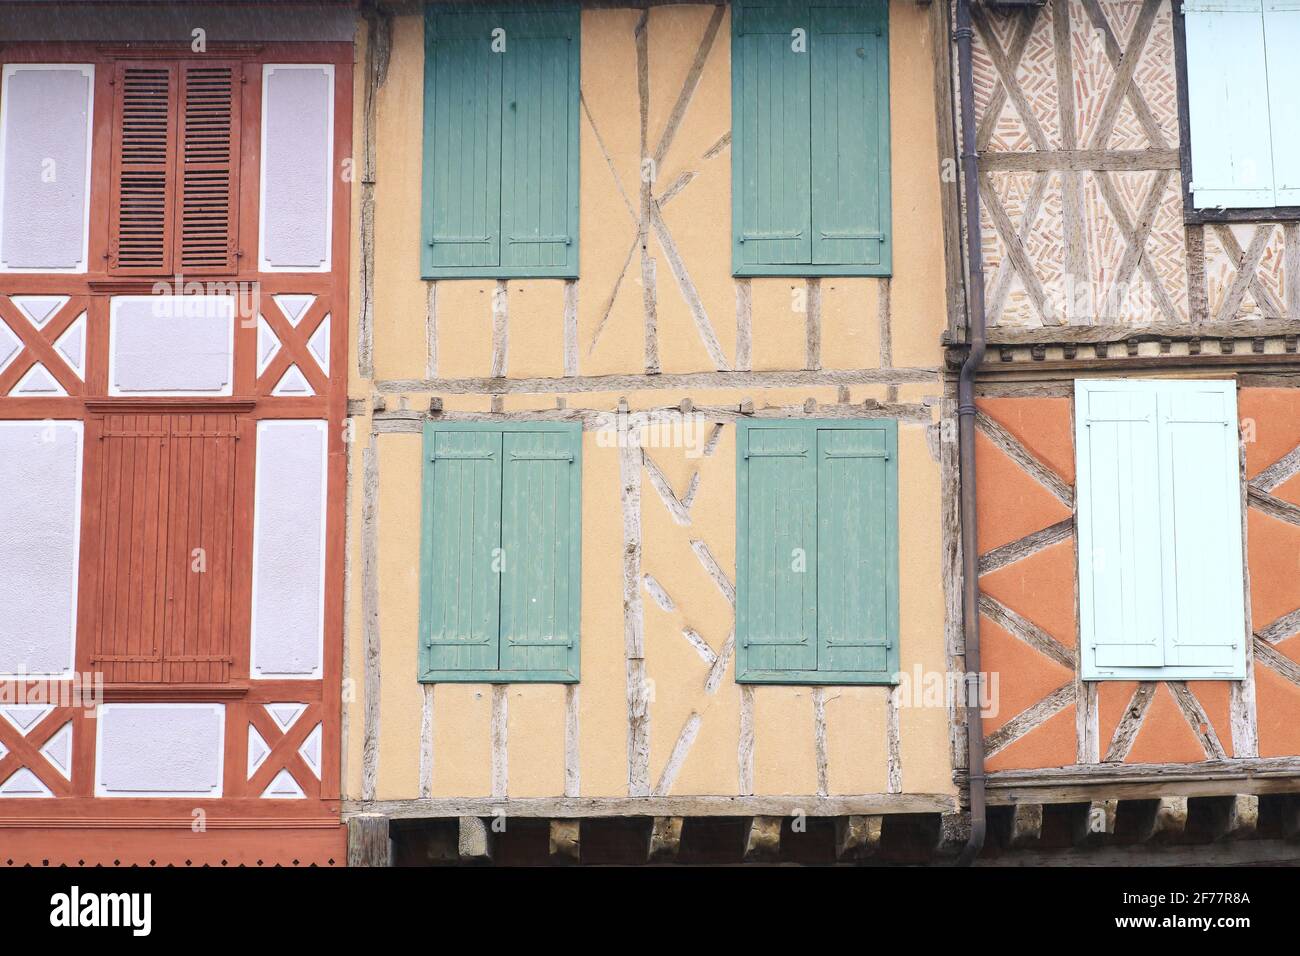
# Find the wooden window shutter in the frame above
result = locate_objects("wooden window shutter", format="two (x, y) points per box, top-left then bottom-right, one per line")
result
(1184, 0), (1276, 208)
(178, 61), (241, 273)
(85, 412), (242, 684)
(109, 62), (178, 274)
(497, 10), (579, 275)
(109, 59), (240, 275)
(419, 424), (581, 681)
(1075, 380), (1245, 680)
(499, 428), (580, 679)
(732, 2), (814, 271)
(815, 424), (896, 676)
(420, 429), (504, 676)
(421, 7), (579, 279)
(1264, 0), (1300, 204)
(737, 424), (818, 675)
(809, 3), (889, 269)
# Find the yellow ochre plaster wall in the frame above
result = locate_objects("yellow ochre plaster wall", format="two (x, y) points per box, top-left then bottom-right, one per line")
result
(344, 2), (956, 807)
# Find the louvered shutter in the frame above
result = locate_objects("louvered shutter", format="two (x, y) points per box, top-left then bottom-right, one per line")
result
(733, 2), (813, 270)
(810, 4), (889, 268)
(178, 61), (240, 273)
(86, 412), (240, 684)
(498, 9), (579, 275)
(423, 10), (504, 272)
(1264, 0), (1300, 205)
(498, 428), (580, 678)
(1184, 0), (1276, 208)
(1156, 382), (1246, 676)
(109, 62), (178, 274)
(815, 424), (896, 676)
(737, 424), (818, 675)
(420, 429), (503, 675)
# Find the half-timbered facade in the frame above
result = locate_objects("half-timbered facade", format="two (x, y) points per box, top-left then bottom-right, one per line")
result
(343, 0), (964, 865)
(0, 3), (353, 866)
(953, 0), (1300, 859)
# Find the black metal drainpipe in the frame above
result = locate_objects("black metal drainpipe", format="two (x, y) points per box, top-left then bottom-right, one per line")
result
(954, 0), (988, 868)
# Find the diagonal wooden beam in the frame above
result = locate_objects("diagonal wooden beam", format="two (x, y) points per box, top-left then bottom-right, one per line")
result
(1084, 0), (1162, 151)
(1107, 168), (1173, 307)
(1213, 224), (1286, 320)
(652, 4), (725, 168)
(1256, 607), (1300, 645)
(972, 5), (1049, 151)
(985, 682), (1076, 757)
(1103, 681), (1157, 762)
(978, 518), (1074, 576)
(980, 170), (1057, 325)
(985, 169), (1052, 324)
(1166, 681), (1228, 760)
(976, 410), (1073, 507)
(649, 202), (730, 370)
(1080, 0), (1167, 149)
(1092, 170), (1179, 322)
(641, 448), (695, 525)
(1253, 442), (1300, 493)
(1249, 485), (1300, 528)
(1255, 637), (1300, 688)
(979, 593), (1078, 670)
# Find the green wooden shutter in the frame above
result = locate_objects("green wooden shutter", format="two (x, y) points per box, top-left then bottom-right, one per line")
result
(1155, 382), (1245, 677)
(810, 4), (889, 269)
(422, 6), (579, 278)
(733, 1), (813, 271)
(1075, 380), (1245, 680)
(732, 1), (890, 276)
(737, 424), (818, 675)
(423, 11), (503, 272)
(737, 419), (900, 683)
(499, 9), (580, 275)
(815, 424), (897, 676)
(499, 427), (581, 680)
(420, 429), (503, 675)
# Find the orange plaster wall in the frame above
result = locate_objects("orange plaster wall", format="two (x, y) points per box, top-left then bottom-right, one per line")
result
(975, 391), (1300, 771)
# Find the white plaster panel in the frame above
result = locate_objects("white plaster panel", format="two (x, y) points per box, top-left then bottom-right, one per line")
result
(0, 65), (93, 272)
(250, 421), (327, 678)
(0, 421), (82, 677)
(95, 703), (225, 797)
(259, 65), (333, 271)
(109, 295), (234, 395)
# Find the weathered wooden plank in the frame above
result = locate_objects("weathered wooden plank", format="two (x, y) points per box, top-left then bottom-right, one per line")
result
(743, 816), (782, 862)
(1138, 796), (1187, 843)
(979, 149), (1180, 172)
(834, 814), (882, 861)
(345, 793), (959, 820)
(346, 814), (391, 868)
(548, 819), (580, 863)
(647, 816), (682, 863)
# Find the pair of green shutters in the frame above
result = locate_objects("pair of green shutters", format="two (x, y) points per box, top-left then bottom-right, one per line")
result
(420, 1), (891, 278)
(419, 420), (900, 683)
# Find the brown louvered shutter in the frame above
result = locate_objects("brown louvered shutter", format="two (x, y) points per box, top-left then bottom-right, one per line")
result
(86, 412), (242, 684)
(178, 61), (240, 273)
(109, 62), (178, 275)
(109, 59), (241, 276)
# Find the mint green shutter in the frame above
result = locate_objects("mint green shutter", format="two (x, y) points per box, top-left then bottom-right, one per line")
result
(1075, 380), (1246, 680)
(733, 2), (813, 269)
(423, 11), (503, 271)
(1264, 1), (1300, 204)
(1156, 383), (1245, 676)
(1184, 1), (1275, 208)
(816, 425), (896, 674)
(422, 429), (503, 674)
(810, 4), (889, 268)
(499, 10), (580, 274)
(423, 7), (578, 278)
(738, 425), (818, 673)
(499, 428), (580, 678)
